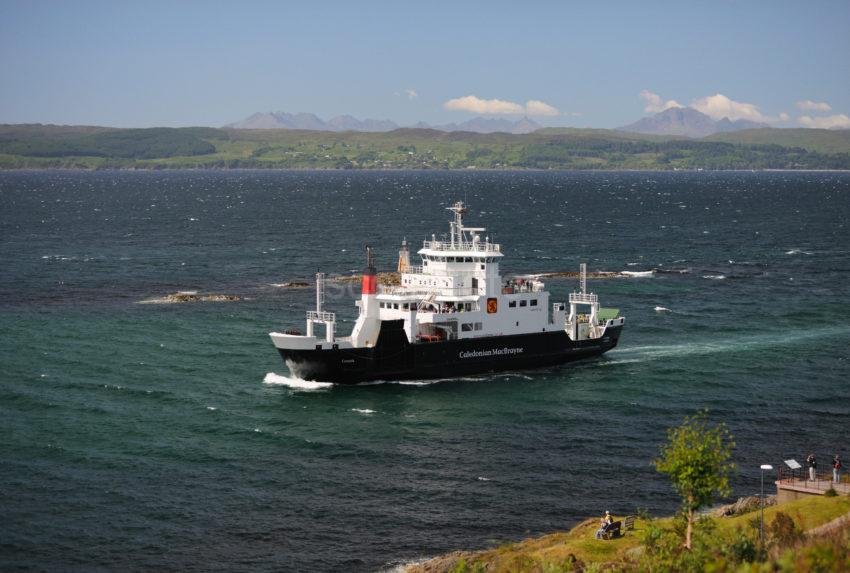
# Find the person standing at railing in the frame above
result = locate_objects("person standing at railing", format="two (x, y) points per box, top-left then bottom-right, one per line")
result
(806, 453), (817, 481)
(833, 455), (842, 484)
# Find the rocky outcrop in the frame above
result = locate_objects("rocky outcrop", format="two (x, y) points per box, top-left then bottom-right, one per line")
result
(404, 551), (477, 573)
(712, 495), (776, 517)
(333, 272), (401, 286)
(139, 292), (242, 304)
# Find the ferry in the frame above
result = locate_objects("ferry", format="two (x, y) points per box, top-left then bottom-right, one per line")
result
(270, 202), (624, 383)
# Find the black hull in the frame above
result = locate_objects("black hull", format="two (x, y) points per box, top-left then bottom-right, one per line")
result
(277, 320), (623, 384)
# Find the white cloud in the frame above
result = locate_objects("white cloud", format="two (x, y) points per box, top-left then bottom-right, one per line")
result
(779, 112), (790, 122)
(640, 90), (682, 113)
(796, 100), (831, 112)
(798, 114), (850, 129)
(691, 93), (771, 123)
(444, 95), (524, 114)
(525, 99), (560, 116)
(443, 95), (560, 116)
(405, 88), (418, 100)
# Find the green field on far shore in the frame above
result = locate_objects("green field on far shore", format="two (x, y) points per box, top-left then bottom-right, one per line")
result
(2, 124), (850, 171)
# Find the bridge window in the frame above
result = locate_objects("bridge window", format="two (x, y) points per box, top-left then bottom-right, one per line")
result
(393, 303), (399, 309)
(509, 300), (517, 308)
(520, 300), (527, 307)
(530, 299), (538, 307)
(461, 323), (473, 332)
(474, 322), (482, 331)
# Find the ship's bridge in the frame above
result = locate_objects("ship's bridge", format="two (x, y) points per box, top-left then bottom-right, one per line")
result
(395, 201), (505, 299)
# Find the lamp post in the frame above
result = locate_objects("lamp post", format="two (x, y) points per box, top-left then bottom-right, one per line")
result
(760, 464), (773, 545)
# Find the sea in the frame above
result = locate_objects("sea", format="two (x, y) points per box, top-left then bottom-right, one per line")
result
(1, 170), (848, 572)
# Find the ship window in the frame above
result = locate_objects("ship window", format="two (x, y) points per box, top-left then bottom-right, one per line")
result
(423, 260), (428, 266)
(461, 323), (473, 332)
(447, 256), (455, 262)
(393, 303), (399, 309)
(520, 300), (527, 307)
(464, 257), (473, 262)
(480, 264), (485, 270)
(474, 322), (482, 330)
(380, 302), (386, 308)
(509, 301), (517, 308)
(530, 299), (538, 307)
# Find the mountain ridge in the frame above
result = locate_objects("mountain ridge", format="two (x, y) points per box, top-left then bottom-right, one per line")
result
(225, 112), (542, 134)
(618, 107), (769, 138)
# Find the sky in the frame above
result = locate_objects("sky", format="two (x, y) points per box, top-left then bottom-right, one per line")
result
(1, 0), (849, 129)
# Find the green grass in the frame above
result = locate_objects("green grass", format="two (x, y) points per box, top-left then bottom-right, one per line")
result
(428, 496), (850, 573)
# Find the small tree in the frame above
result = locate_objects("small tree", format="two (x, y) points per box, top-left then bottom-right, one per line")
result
(654, 411), (735, 550)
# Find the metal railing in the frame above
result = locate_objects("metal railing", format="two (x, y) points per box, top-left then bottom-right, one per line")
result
(379, 285), (478, 297)
(422, 240), (501, 253)
(306, 310), (336, 322)
(777, 467), (849, 491)
(569, 292), (598, 304)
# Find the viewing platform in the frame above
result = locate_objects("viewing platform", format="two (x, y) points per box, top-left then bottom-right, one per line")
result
(775, 467), (849, 502)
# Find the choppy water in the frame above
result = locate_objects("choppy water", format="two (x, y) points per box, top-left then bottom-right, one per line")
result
(1, 170), (848, 572)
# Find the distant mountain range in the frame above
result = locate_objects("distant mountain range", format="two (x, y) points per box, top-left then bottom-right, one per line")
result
(618, 107), (768, 138)
(225, 112), (542, 134)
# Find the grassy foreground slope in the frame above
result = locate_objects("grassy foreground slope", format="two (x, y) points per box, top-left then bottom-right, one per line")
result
(406, 495), (850, 572)
(1, 124), (849, 170)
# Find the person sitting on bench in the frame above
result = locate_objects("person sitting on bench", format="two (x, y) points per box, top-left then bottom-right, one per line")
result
(595, 511), (613, 539)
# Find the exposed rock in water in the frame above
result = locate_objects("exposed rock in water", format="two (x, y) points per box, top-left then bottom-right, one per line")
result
(540, 271), (621, 279)
(333, 272), (400, 286)
(270, 281), (311, 288)
(712, 495), (776, 517)
(139, 292), (243, 304)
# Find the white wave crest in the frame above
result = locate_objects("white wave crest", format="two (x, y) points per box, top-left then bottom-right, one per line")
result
(351, 408), (376, 414)
(702, 274), (726, 280)
(621, 270), (654, 277)
(785, 249), (813, 255)
(263, 372), (333, 390)
(654, 306), (672, 312)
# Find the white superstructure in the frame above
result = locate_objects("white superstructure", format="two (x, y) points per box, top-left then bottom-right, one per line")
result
(271, 201), (624, 352)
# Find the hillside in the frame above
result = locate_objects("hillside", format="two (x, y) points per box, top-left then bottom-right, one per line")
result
(705, 127), (850, 154)
(1, 124), (849, 170)
(406, 496), (850, 572)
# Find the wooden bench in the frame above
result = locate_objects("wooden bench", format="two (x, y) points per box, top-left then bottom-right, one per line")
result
(598, 520), (622, 540)
(623, 515), (635, 532)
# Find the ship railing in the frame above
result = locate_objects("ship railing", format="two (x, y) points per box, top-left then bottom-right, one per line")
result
(503, 282), (545, 294)
(421, 240), (501, 253)
(306, 310), (336, 322)
(569, 292), (598, 304)
(403, 265), (424, 274)
(379, 285), (478, 297)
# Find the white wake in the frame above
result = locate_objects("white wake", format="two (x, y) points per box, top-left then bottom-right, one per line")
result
(263, 372), (333, 390)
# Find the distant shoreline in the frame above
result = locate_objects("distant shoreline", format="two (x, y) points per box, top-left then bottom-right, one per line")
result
(3, 124), (849, 171)
(2, 167), (849, 173)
